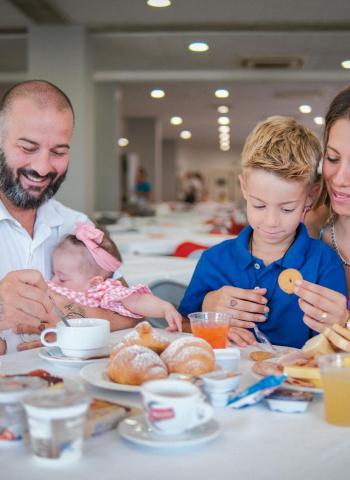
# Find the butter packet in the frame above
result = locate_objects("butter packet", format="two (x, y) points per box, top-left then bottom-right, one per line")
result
(85, 398), (140, 438)
(227, 375), (287, 409)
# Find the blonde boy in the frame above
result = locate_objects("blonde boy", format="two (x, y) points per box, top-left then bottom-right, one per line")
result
(179, 116), (347, 348)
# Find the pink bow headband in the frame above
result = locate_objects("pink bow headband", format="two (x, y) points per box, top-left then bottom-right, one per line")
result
(74, 223), (121, 273)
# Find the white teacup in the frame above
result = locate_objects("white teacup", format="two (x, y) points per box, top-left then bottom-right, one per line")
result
(40, 318), (110, 358)
(141, 379), (213, 436)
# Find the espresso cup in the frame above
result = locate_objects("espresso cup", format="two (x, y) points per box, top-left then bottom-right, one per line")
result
(141, 379), (213, 436)
(40, 318), (110, 358)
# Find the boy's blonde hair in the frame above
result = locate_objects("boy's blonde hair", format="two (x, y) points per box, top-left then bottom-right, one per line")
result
(241, 116), (322, 185)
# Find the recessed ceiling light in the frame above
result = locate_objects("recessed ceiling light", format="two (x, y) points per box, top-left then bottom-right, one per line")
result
(151, 89), (165, 98)
(341, 60), (350, 69)
(188, 42), (209, 52)
(220, 144), (230, 151)
(218, 116), (230, 125)
(170, 116), (183, 125)
(215, 89), (229, 98)
(299, 104), (312, 114)
(313, 116), (325, 125)
(147, 0), (171, 7)
(118, 138), (129, 147)
(217, 105), (229, 114)
(180, 130), (192, 139)
(219, 133), (230, 141)
(218, 125), (230, 133)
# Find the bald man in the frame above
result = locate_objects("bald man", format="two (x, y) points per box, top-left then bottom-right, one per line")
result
(0, 80), (134, 354)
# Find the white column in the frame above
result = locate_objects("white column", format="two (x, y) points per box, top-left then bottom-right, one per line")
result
(28, 25), (94, 215)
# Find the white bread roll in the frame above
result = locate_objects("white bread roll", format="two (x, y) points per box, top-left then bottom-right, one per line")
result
(108, 344), (168, 385)
(323, 325), (350, 353)
(302, 334), (336, 358)
(160, 336), (215, 376)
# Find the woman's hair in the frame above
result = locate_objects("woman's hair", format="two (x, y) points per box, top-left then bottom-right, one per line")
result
(315, 85), (350, 208)
(241, 115), (322, 185)
(57, 226), (122, 279)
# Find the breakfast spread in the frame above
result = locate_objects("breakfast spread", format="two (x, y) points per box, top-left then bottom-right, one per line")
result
(107, 322), (215, 385)
(278, 268), (303, 294)
(252, 324), (350, 389)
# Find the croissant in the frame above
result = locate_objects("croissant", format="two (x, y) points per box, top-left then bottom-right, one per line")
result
(108, 344), (168, 385)
(122, 321), (170, 354)
(160, 336), (215, 376)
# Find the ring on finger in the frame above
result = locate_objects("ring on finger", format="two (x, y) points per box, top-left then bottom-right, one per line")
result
(320, 311), (328, 321)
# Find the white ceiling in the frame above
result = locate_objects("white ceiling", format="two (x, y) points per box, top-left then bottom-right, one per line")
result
(1, 0), (350, 148)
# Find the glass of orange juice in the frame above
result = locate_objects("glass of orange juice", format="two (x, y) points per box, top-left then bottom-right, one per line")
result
(188, 312), (232, 349)
(318, 353), (350, 427)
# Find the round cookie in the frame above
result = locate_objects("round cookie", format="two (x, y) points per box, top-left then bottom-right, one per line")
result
(278, 268), (303, 294)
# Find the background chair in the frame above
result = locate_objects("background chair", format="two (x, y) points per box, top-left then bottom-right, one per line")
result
(147, 279), (187, 328)
(173, 241), (207, 258)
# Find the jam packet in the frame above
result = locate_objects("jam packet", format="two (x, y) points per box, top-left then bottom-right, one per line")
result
(227, 375), (287, 409)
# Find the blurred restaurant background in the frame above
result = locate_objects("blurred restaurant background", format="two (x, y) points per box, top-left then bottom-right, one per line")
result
(0, 0), (350, 237)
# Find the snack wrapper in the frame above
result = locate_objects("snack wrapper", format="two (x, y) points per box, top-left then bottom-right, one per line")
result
(227, 375), (287, 409)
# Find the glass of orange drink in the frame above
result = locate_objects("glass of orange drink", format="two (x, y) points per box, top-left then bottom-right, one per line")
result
(318, 353), (350, 427)
(188, 312), (232, 349)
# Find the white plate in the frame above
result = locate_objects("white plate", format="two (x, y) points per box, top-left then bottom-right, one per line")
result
(80, 360), (141, 392)
(251, 370), (323, 394)
(118, 414), (221, 448)
(38, 347), (110, 367)
(80, 330), (190, 392)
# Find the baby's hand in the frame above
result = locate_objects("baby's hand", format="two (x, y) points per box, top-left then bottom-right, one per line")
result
(163, 303), (183, 332)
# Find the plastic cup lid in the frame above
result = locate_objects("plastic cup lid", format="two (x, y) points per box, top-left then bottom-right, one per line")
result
(0, 376), (47, 403)
(23, 389), (90, 419)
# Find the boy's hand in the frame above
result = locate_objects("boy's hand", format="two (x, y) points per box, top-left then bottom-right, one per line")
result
(164, 303), (183, 332)
(228, 326), (257, 347)
(202, 286), (269, 329)
(294, 279), (348, 332)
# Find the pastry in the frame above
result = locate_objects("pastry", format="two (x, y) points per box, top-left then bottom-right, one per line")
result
(108, 344), (168, 385)
(249, 351), (275, 361)
(160, 336), (215, 376)
(278, 268), (303, 294)
(122, 321), (170, 354)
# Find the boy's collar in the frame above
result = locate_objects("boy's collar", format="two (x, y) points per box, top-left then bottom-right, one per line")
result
(235, 223), (310, 270)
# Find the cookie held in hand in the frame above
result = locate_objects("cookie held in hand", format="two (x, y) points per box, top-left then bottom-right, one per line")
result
(278, 268), (303, 294)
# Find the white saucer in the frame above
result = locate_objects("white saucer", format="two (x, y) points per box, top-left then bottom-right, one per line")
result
(38, 346), (111, 367)
(118, 414), (221, 448)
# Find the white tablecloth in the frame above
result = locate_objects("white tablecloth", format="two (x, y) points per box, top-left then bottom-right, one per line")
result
(121, 254), (197, 286)
(2, 335), (349, 480)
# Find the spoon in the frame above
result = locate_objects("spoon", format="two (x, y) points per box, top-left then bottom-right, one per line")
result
(49, 296), (71, 327)
(253, 325), (277, 352)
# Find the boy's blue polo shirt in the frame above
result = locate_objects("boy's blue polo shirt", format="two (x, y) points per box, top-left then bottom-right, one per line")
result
(179, 224), (347, 348)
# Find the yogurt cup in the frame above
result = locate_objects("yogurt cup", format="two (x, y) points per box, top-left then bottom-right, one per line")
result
(214, 347), (240, 371)
(0, 376), (47, 445)
(23, 389), (90, 464)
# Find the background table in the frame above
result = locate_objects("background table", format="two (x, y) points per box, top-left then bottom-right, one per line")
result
(120, 254), (198, 286)
(2, 334), (349, 480)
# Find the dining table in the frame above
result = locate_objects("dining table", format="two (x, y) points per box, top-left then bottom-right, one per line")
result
(2, 330), (349, 480)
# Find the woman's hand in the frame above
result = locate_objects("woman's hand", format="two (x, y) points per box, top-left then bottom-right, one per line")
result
(202, 286), (269, 329)
(294, 279), (348, 333)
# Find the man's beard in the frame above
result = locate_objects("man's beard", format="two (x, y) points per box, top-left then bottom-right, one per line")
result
(0, 149), (67, 209)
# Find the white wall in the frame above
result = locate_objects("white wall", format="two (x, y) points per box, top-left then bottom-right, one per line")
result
(176, 143), (244, 203)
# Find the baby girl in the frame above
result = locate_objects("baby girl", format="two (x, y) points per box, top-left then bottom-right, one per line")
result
(48, 223), (183, 331)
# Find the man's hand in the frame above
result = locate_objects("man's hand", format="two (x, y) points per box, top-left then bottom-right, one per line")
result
(0, 270), (53, 331)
